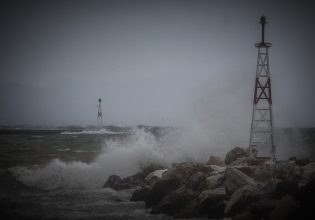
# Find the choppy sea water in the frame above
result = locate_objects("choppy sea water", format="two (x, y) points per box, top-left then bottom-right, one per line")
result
(1, 126), (314, 220)
(0, 128), (178, 220)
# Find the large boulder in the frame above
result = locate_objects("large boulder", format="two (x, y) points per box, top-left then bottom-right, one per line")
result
(270, 161), (301, 182)
(235, 165), (270, 182)
(225, 147), (248, 165)
(269, 195), (300, 220)
(144, 169), (168, 187)
(295, 158), (310, 166)
(130, 186), (151, 201)
(173, 199), (201, 218)
(103, 164), (165, 190)
(145, 177), (180, 207)
(164, 162), (213, 187)
(208, 165), (226, 176)
(169, 162), (213, 176)
(151, 185), (197, 217)
(103, 174), (143, 190)
(249, 198), (278, 219)
(187, 171), (207, 191)
(301, 162), (315, 181)
(224, 185), (257, 217)
(199, 187), (227, 218)
(199, 187), (227, 203)
(123, 164), (165, 186)
(230, 157), (249, 166)
(232, 211), (257, 220)
(298, 180), (315, 219)
(103, 175), (131, 190)
(206, 156), (225, 166)
(274, 181), (299, 199)
(206, 174), (224, 190)
(224, 167), (257, 194)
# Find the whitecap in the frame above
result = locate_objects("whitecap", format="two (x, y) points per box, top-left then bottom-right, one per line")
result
(61, 128), (125, 135)
(57, 148), (71, 152)
(73, 150), (99, 153)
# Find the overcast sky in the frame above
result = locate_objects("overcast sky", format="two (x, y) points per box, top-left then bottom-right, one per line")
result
(0, 0), (314, 127)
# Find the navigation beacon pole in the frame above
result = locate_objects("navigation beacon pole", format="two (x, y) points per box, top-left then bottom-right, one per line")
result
(97, 98), (103, 127)
(249, 16), (276, 161)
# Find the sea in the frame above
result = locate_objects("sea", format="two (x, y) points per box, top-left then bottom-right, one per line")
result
(0, 126), (314, 220)
(0, 126), (180, 220)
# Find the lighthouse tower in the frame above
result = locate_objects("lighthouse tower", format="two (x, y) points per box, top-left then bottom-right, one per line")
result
(97, 98), (103, 127)
(249, 16), (276, 161)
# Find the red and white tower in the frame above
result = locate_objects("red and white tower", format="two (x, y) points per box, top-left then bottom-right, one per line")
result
(249, 16), (276, 160)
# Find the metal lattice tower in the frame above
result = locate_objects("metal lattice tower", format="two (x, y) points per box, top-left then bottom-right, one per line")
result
(97, 98), (103, 127)
(249, 16), (276, 160)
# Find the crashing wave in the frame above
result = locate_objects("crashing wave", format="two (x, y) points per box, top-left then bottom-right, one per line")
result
(10, 126), (227, 191)
(10, 128), (173, 190)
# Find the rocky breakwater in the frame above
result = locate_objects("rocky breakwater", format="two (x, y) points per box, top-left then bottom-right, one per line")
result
(103, 147), (315, 219)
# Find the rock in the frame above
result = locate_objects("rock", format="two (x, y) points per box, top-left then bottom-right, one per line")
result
(235, 166), (255, 177)
(225, 185), (257, 217)
(235, 165), (270, 182)
(225, 147), (248, 165)
(206, 174), (224, 189)
(130, 186), (151, 201)
(145, 177), (180, 208)
(224, 167), (257, 194)
(171, 161), (194, 169)
(207, 156), (225, 166)
(275, 181), (299, 199)
(164, 162), (213, 187)
(146, 169), (168, 179)
(230, 157), (249, 166)
(208, 165), (226, 175)
(187, 171), (207, 191)
(298, 179), (315, 201)
(295, 158), (310, 166)
(103, 175), (127, 190)
(106, 158), (315, 219)
(104, 164), (165, 190)
(250, 198), (277, 219)
(271, 161), (298, 181)
(173, 199), (201, 218)
(145, 169), (168, 187)
(232, 211), (257, 220)
(103, 174), (142, 190)
(204, 201), (226, 218)
(121, 175), (143, 187)
(231, 157), (270, 166)
(248, 157), (271, 166)
(199, 187), (227, 203)
(293, 165), (304, 182)
(151, 185), (196, 216)
(142, 164), (166, 175)
(199, 188), (227, 218)
(253, 178), (280, 197)
(296, 180), (315, 219)
(301, 162), (315, 181)
(170, 162), (213, 176)
(269, 195), (300, 220)
(123, 164), (165, 187)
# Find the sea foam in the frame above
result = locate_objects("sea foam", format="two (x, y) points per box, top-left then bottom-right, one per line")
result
(61, 128), (125, 135)
(11, 128), (172, 190)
